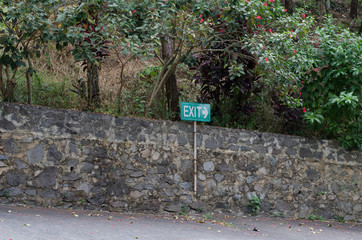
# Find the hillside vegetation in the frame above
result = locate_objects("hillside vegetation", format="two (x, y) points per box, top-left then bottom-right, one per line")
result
(0, 0), (361, 150)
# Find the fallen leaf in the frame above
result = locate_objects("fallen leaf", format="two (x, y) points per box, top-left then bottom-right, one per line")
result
(297, 229), (301, 232)
(208, 227), (212, 230)
(36, 215), (41, 217)
(129, 221), (134, 224)
(24, 224), (31, 226)
(253, 227), (259, 232)
(8, 210), (12, 213)
(217, 230), (221, 232)
(0, 220), (3, 222)
(108, 216), (113, 220)
(74, 214), (79, 217)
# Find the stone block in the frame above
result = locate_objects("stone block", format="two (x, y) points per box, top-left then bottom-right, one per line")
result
(106, 180), (129, 197)
(203, 161), (214, 172)
(47, 144), (62, 163)
(35, 167), (58, 188)
(6, 171), (26, 186)
(214, 174), (225, 182)
(27, 144), (44, 165)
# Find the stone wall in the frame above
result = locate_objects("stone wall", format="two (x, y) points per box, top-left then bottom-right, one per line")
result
(0, 102), (361, 221)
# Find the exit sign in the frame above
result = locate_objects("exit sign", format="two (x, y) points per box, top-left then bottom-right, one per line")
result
(181, 102), (211, 122)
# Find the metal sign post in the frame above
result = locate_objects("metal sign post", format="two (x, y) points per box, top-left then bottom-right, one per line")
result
(180, 102), (211, 197)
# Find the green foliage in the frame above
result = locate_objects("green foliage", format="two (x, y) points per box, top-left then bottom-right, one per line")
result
(336, 216), (345, 223)
(180, 204), (188, 216)
(204, 212), (213, 220)
(1, 189), (9, 198)
(307, 214), (323, 221)
(248, 196), (261, 215)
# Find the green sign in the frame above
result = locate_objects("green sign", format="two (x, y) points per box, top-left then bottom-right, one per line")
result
(181, 102), (211, 122)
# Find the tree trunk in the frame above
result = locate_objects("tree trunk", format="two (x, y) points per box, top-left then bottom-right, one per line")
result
(284, 0), (293, 13)
(161, 36), (179, 119)
(87, 61), (100, 108)
(0, 65), (17, 102)
(26, 56), (34, 105)
(350, 0), (358, 19)
(325, 0), (331, 14)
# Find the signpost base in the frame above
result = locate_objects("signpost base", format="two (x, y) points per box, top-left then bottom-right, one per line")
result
(193, 121), (197, 197)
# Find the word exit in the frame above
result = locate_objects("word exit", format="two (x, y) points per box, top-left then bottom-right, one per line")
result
(180, 102), (211, 122)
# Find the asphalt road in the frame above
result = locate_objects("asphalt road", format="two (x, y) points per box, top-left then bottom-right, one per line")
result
(0, 204), (361, 240)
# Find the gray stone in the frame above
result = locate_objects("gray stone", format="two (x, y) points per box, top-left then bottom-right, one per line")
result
(257, 167), (268, 175)
(198, 172), (206, 181)
(189, 201), (206, 211)
(353, 204), (362, 213)
(24, 189), (37, 196)
(180, 182), (192, 190)
(237, 173), (245, 182)
(344, 215), (354, 221)
(6, 171), (26, 186)
(92, 146), (108, 158)
(80, 162), (94, 173)
(62, 173), (80, 181)
(216, 162), (234, 172)
(3, 138), (18, 153)
(77, 183), (93, 195)
(205, 138), (218, 149)
(0, 154), (10, 160)
(157, 166), (168, 174)
(214, 174), (225, 182)
(27, 144), (44, 165)
(306, 168), (320, 181)
(285, 148), (296, 156)
(269, 155), (277, 166)
(203, 161), (214, 172)
(47, 144), (62, 163)
(88, 192), (106, 205)
(339, 202), (353, 213)
(106, 180), (129, 196)
(67, 159), (79, 167)
(0, 118), (15, 130)
(254, 145), (267, 154)
(14, 159), (27, 169)
(299, 205), (309, 218)
(233, 194), (242, 201)
(8, 187), (23, 196)
(130, 191), (144, 199)
(130, 171), (143, 178)
(177, 135), (188, 146)
(206, 179), (216, 191)
(110, 201), (128, 209)
(300, 148), (313, 158)
(181, 160), (192, 171)
(164, 202), (183, 213)
(181, 170), (193, 182)
(132, 183), (144, 191)
(40, 189), (57, 199)
(68, 142), (78, 154)
(35, 167), (58, 188)
(141, 149), (151, 158)
(276, 200), (291, 212)
(240, 146), (251, 151)
(246, 164), (256, 172)
(247, 176), (257, 184)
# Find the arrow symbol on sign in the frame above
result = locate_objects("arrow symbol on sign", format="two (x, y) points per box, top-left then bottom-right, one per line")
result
(202, 107), (208, 118)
